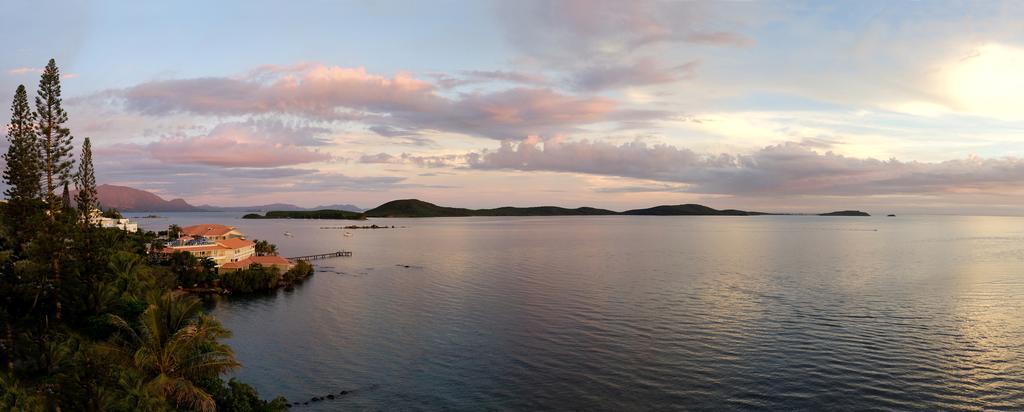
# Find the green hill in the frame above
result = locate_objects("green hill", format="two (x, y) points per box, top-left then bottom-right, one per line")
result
(363, 199), (475, 217)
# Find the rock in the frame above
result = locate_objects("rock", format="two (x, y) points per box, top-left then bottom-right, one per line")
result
(340, 390), (349, 395)
(327, 394), (335, 399)
(311, 397), (320, 402)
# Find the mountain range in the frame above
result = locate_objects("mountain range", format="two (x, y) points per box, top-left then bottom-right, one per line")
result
(92, 184), (363, 212)
(243, 199), (870, 219)
(91, 185), (869, 217)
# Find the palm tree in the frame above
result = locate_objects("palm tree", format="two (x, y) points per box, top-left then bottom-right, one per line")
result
(199, 257), (217, 281)
(106, 293), (239, 412)
(167, 224), (182, 239)
(253, 240), (277, 256)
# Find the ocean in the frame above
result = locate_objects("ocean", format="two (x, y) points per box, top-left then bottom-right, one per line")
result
(130, 213), (1024, 410)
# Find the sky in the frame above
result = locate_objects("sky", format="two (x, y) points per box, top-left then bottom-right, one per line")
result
(4, 0), (1024, 214)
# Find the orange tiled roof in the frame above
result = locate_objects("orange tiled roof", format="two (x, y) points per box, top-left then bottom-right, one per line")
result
(181, 224), (236, 237)
(166, 244), (225, 252)
(220, 255), (293, 270)
(250, 255), (292, 266)
(216, 238), (254, 249)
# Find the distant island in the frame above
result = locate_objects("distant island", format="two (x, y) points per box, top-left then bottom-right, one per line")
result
(819, 210), (871, 216)
(242, 199), (871, 219)
(243, 210), (365, 220)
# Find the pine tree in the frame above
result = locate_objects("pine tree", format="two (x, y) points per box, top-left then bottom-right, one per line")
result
(34, 59), (74, 218)
(2, 85), (43, 256)
(75, 137), (97, 219)
(3, 85), (42, 203)
(61, 182), (71, 210)
(34, 59), (75, 322)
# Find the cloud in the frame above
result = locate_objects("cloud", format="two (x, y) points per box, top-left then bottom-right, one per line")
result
(467, 137), (1024, 197)
(419, 88), (615, 139)
(7, 67), (40, 75)
(572, 58), (698, 91)
(122, 65), (436, 118)
(7, 67), (79, 79)
(358, 152), (399, 164)
(359, 152), (461, 168)
(496, 0), (752, 62)
(148, 122), (332, 167)
(430, 69), (549, 88)
(367, 125), (433, 146)
(113, 64), (623, 140)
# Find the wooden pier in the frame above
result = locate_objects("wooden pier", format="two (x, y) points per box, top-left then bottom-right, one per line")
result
(289, 250), (353, 261)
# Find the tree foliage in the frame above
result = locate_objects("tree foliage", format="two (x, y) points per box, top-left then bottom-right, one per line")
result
(0, 60), (285, 411)
(254, 239), (277, 256)
(3, 85), (41, 204)
(34, 59), (74, 214)
(75, 137), (98, 217)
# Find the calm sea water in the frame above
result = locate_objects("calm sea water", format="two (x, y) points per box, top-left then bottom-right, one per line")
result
(130, 213), (1024, 410)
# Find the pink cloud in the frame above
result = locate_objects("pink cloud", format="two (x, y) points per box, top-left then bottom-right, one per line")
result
(124, 64), (437, 118)
(7, 67), (41, 75)
(148, 122), (331, 167)
(118, 64), (624, 140)
(7, 67), (79, 79)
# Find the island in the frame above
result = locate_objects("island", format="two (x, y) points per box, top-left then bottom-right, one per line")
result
(818, 210), (871, 216)
(243, 199), (872, 219)
(243, 209), (366, 220)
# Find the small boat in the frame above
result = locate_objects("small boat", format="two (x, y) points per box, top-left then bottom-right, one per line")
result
(887, 214), (896, 217)
(344, 232), (353, 237)
(284, 231), (294, 237)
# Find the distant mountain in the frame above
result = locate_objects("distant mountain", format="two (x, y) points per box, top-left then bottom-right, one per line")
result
(313, 204), (365, 212)
(365, 200), (620, 217)
(243, 210), (365, 220)
(621, 204), (762, 216)
(200, 203), (364, 212)
(241, 198), (874, 219)
(93, 184), (201, 212)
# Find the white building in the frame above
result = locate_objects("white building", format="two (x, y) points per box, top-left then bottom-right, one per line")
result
(88, 209), (139, 232)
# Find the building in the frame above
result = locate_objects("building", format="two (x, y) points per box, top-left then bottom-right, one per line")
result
(180, 224), (245, 241)
(160, 224), (256, 267)
(220, 255), (295, 272)
(87, 209), (139, 232)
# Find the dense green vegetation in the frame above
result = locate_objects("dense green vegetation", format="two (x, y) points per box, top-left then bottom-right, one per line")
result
(0, 60), (286, 411)
(219, 261), (314, 294)
(364, 199), (475, 217)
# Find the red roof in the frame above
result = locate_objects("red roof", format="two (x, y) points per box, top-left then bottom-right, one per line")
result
(250, 255), (292, 266)
(220, 255), (293, 270)
(181, 224), (236, 237)
(216, 238), (254, 249)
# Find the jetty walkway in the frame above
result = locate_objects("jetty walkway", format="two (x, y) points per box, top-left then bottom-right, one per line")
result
(289, 250), (353, 261)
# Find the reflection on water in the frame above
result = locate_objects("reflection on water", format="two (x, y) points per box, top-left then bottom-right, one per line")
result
(132, 213), (1024, 410)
